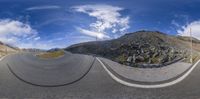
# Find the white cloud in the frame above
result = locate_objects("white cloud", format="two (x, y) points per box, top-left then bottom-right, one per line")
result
(177, 20), (200, 40)
(171, 20), (180, 27)
(26, 5), (61, 11)
(0, 19), (39, 47)
(77, 27), (110, 39)
(0, 37), (18, 44)
(34, 37), (40, 41)
(0, 19), (37, 37)
(72, 4), (130, 39)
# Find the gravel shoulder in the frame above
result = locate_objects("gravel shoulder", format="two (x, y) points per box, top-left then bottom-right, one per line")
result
(99, 57), (192, 82)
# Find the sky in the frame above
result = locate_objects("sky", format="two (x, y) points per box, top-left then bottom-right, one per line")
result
(0, 0), (200, 49)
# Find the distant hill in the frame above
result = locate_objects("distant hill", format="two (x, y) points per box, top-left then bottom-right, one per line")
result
(177, 36), (200, 52)
(177, 36), (200, 43)
(21, 48), (45, 52)
(65, 31), (200, 67)
(47, 48), (62, 52)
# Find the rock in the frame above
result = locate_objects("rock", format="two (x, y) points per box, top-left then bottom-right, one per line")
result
(159, 56), (169, 64)
(136, 55), (145, 62)
(132, 54), (136, 63)
(141, 49), (144, 53)
(148, 58), (152, 64)
(153, 52), (159, 57)
(127, 56), (133, 62)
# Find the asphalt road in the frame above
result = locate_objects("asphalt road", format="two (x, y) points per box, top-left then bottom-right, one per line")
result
(6, 52), (95, 86)
(0, 53), (200, 99)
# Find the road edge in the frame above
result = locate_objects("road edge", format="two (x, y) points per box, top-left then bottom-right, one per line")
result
(0, 55), (8, 61)
(96, 57), (200, 88)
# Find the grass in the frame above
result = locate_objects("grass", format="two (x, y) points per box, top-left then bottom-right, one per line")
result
(183, 51), (200, 64)
(0, 50), (17, 58)
(37, 50), (65, 59)
(115, 54), (127, 64)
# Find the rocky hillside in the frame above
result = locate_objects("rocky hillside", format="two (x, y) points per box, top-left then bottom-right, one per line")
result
(0, 41), (19, 57)
(177, 36), (200, 43)
(65, 31), (200, 67)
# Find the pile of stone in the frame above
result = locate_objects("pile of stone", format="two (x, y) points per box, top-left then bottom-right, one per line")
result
(115, 42), (186, 67)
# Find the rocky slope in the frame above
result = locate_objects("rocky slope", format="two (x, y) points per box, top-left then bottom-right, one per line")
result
(0, 41), (19, 57)
(65, 31), (200, 67)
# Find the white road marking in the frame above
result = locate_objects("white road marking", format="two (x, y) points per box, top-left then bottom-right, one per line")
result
(97, 57), (200, 88)
(0, 53), (17, 61)
(0, 55), (7, 61)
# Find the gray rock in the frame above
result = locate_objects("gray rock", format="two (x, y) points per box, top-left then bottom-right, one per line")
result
(127, 56), (133, 62)
(136, 55), (145, 62)
(132, 54), (136, 63)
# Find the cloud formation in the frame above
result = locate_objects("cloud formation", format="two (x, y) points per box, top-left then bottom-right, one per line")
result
(26, 5), (61, 11)
(77, 27), (110, 39)
(177, 20), (200, 40)
(72, 4), (130, 39)
(0, 19), (40, 47)
(0, 19), (83, 49)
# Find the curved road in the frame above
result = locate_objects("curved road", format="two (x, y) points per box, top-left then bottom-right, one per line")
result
(0, 52), (200, 99)
(6, 52), (95, 86)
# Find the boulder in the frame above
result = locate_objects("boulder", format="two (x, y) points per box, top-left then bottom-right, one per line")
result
(127, 56), (133, 62)
(136, 55), (145, 62)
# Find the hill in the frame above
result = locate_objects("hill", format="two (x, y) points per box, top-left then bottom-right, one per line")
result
(177, 36), (200, 43)
(65, 31), (200, 67)
(0, 41), (19, 58)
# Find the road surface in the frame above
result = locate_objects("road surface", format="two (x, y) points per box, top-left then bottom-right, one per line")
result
(0, 52), (200, 99)
(6, 52), (95, 86)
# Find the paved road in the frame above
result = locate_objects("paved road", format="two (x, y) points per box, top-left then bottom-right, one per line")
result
(6, 52), (95, 86)
(0, 53), (200, 99)
(99, 57), (191, 83)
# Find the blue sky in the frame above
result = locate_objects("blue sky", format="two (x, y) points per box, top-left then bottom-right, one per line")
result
(0, 0), (200, 49)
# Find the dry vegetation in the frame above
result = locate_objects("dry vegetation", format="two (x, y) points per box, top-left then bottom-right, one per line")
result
(180, 39), (200, 63)
(36, 50), (65, 59)
(0, 45), (18, 58)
